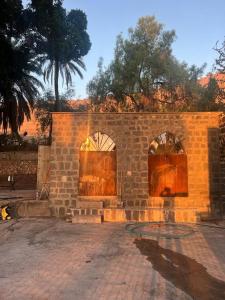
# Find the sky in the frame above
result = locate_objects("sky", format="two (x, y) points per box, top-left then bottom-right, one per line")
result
(23, 0), (225, 99)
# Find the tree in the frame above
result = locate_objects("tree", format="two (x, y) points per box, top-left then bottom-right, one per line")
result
(30, 0), (91, 111)
(34, 89), (75, 143)
(87, 16), (204, 112)
(214, 39), (225, 102)
(0, 0), (43, 133)
(214, 39), (225, 74)
(197, 76), (224, 111)
(87, 57), (112, 104)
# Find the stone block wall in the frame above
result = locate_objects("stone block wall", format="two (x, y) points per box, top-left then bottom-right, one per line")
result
(37, 145), (51, 190)
(0, 151), (37, 176)
(0, 151), (37, 189)
(219, 112), (225, 207)
(49, 112), (221, 220)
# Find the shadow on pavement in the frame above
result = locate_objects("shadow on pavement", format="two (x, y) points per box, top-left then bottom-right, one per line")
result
(135, 238), (225, 300)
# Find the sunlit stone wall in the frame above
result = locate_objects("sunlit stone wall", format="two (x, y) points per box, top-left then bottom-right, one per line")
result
(219, 112), (225, 205)
(49, 112), (221, 220)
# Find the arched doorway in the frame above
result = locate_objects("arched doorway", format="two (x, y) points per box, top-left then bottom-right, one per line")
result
(148, 132), (188, 197)
(79, 132), (117, 196)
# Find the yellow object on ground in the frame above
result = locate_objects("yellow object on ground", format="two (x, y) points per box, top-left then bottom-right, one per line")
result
(1, 206), (11, 220)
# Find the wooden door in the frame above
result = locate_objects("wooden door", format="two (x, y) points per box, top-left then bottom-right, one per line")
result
(148, 154), (188, 196)
(79, 151), (117, 196)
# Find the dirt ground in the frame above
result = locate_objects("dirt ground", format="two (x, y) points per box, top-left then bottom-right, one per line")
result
(0, 219), (225, 300)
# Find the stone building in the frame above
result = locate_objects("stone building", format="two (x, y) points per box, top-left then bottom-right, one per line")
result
(44, 111), (224, 222)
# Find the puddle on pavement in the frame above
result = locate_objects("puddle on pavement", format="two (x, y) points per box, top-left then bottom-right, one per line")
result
(135, 238), (225, 300)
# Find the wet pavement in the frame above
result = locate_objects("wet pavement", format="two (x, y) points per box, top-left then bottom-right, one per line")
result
(0, 219), (225, 300)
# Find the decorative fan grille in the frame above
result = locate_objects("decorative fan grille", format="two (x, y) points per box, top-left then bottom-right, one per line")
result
(80, 132), (116, 151)
(149, 132), (184, 155)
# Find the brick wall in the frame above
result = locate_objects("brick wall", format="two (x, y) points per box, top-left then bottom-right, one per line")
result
(49, 112), (221, 220)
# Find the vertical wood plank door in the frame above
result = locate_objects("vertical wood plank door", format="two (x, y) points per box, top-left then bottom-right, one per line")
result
(148, 154), (188, 196)
(79, 151), (117, 196)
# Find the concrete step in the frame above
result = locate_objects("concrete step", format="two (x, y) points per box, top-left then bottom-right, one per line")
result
(17, 200), (51, 218)
(72, 215), (102, 224)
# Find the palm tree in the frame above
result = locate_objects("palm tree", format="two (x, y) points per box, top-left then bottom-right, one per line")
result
(0, 38), (43, 133)
(31, 2), (91, 111)
(42, 57), (86, 111)
(0, 1), (43, 134)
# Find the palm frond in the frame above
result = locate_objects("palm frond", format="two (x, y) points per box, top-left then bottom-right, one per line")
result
(65, 65), (72, 87)
(68, 62), (84, 79)
(59, 65), (65, 86)
(72, 58), (86, 70)
(43, 61), (54, 84)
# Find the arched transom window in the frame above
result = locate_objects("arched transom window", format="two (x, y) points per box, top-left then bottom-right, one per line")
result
(148, 132), (188, 197)
(149, 132), (184, 155)
(80, 132), (116, 151)
(79, 132), (116, 196)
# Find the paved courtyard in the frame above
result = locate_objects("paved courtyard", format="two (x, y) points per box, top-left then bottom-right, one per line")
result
(0, 219), (225, 300)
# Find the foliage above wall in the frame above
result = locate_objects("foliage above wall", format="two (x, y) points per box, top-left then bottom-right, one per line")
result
(87, 17), (224, 112)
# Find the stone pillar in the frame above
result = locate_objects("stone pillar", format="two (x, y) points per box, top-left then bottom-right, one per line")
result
(37, 145), (51, 191)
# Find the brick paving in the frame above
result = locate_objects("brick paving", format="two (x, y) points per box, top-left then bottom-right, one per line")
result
(0, 219), (225, 300)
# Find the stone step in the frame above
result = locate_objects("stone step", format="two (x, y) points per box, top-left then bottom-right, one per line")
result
(67, 208), (103, 217)
(76, 200), (103, 209)
(72, 215), (102, 224)
(17, 200), (51, 218)
(67, 207), (204, 223)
